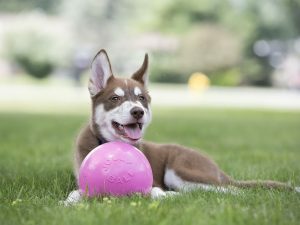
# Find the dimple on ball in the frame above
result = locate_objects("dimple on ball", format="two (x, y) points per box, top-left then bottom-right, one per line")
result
(78, 141), (153, 197)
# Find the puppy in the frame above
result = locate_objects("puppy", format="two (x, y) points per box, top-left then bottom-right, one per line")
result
(64, 49), (299, 205)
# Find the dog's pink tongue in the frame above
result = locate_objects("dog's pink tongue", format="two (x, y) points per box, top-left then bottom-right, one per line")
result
(124, 124), (142, 140)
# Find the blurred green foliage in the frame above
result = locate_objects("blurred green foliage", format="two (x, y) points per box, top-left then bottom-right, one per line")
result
(1, 0), (300, 86)
(3, 12), (72, 79)
(5, 30), (54, 79)
(0, 0), (61, 13)
(0, 0), (60, 13)
(145, 0), (300, 85)
(210, 68), (242, 87)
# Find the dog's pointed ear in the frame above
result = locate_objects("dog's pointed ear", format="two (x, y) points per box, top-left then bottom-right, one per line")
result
(132, 53), (149, 85)
(89, 49), (113, 97)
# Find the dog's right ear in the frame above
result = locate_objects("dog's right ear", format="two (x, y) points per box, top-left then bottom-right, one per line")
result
(89, 49), (113, 97)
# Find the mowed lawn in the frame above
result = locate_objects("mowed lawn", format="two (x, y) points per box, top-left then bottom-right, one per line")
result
(0, 108), (300, 225)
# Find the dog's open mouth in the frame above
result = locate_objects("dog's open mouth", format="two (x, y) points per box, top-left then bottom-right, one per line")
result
(112, 121), (143, 141)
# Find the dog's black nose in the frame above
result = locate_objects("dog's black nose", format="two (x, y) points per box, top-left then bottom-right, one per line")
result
(130, 107), (144, 120)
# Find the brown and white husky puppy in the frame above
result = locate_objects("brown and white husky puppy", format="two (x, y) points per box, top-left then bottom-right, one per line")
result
(64, 49), (299, 205)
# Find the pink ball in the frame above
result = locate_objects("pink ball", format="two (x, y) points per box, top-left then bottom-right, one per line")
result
(78, 141), (153, 197)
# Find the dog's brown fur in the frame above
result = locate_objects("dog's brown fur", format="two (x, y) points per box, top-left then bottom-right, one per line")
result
(75, 130), (291, 191)
(74, 49), (294, 193)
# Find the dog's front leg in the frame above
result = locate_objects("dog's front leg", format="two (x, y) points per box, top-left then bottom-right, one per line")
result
(150, 187), (179, 199)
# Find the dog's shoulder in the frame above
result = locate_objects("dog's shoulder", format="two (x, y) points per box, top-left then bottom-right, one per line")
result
(76, 123), (99, 155)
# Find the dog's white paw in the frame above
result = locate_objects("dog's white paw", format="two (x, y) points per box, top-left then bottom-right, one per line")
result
(150, 187), (178, 199)
(60, 190), (83, 206)
(151, 187), (166, 199)
(295, 187), (300, 193)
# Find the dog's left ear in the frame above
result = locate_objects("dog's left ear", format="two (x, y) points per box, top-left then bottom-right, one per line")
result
(132, 53), (149, 85)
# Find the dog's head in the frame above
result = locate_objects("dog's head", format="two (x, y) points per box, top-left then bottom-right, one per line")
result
(88, 49), (152, 144)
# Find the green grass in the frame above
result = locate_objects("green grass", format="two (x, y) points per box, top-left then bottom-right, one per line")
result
(0, 108), (300, 225)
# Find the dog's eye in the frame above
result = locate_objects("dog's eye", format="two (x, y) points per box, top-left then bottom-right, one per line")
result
(110, 96), (121, 102)
(138, 95), (145, 101)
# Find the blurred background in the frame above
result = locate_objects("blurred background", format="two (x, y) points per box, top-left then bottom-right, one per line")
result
(1, 0), (300, 112)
